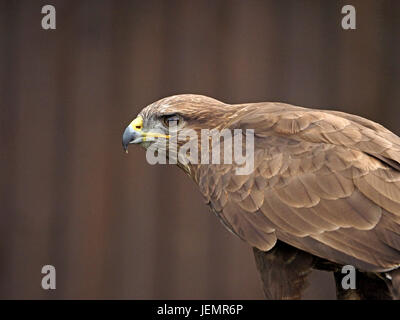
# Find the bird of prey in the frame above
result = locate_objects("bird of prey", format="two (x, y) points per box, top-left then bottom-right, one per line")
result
(122, 94), (400, 299)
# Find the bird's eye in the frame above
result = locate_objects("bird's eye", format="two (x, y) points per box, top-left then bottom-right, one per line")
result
(162, 114), (181, 128)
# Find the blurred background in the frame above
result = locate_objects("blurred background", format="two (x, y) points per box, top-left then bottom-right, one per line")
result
(0, 0), (399, 299)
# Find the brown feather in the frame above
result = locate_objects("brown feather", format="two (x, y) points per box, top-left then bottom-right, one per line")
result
(138, 95), (400, 272)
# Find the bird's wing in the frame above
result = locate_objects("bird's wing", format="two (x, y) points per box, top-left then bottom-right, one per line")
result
(198, 104), (400, 272)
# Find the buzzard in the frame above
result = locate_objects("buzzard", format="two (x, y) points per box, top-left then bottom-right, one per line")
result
(122, 94), (400, 299)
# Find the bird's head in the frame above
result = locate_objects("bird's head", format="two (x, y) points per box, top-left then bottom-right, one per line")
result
(122, 94), (238, 154)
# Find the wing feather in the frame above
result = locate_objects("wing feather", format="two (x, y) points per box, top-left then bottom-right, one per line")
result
(197, 103), (400, 271)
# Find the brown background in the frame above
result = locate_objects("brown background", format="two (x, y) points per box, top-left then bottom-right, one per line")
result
(1, 0), (399, 299)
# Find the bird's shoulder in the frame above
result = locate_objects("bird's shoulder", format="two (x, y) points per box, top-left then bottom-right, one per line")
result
(230, 102), (400, 169)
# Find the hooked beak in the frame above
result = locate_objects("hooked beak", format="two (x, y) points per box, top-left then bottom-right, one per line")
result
(122, 116), (170, 153)
(122, 125), (141, 153)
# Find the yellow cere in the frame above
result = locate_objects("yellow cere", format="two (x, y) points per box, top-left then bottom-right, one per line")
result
(129, 116), (143, 131)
